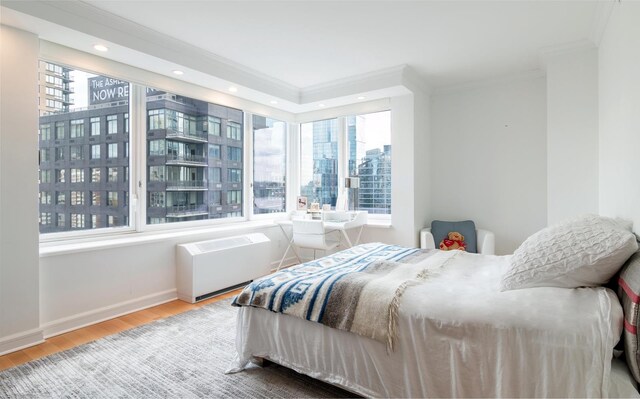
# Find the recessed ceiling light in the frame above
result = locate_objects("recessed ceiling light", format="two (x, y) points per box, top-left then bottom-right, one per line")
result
(93, 44), (109, 52)
(270, 100), (278, 105)
(318, 103), (326, 107)
(228, 86), (238, 93)
(357, 96), (366, 100)
(172, 70), (184, 76)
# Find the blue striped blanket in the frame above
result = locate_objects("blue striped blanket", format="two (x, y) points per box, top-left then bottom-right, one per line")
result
(233, 243), (433, 347)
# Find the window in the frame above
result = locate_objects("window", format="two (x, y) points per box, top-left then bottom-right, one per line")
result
(107, 115), (118, 134)
(70, 168), (84, 183)
(70, 145), (83, 161)
(70, 119), (84, 138)
(149, 139), (165, 156)
(55, 122), (65, 139)
(253, 115), (286, 214)
(300, 119), (338, 208)
(40, 124), (51, 141)
(149, 192), (165, 207)
(90, 117), (100, 136)
(91, 191), (101, 206)
(91, 168), (101, 182)
(40, 148), (51, 163)
(108, 167), (118, 182)
(71, 191), (84, 206)
(148, 109), (165, 130)
(107, 192), (118, 207)
(107, 143), (118, 158)
(227, 146), (242, 162)
(228, 168), (242, 183)
(38, 62), (131, 234)
(227, 121), (242, 140)
(149, 166), (165, 181)
(40, 170), (51, 184)
(227, 190), (242, 205)
(71, 214), (85, 229)
(208, 167), (221, 184)
(91, 144), (101, 159)
(57, 213), (65, 228)
(208, 116), (221, 135)
(347, 111), (391, 214)
(208, 144), (220, 159)
(40, 191), (51, 205)
(40, 212), (52, 226)
(55, 147), (65, 161)
(91, 214), (101, 228)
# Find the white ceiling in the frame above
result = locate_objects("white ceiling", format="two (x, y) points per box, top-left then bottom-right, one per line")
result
(1, 0), (604, 111)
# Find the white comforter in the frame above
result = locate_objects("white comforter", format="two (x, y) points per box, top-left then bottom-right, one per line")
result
(229, 250), (623, 397)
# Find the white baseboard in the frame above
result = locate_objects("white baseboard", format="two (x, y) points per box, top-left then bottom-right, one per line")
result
(41, 289), (178, 339)
(270, 256), (299, 272)
(0, 328), (44, 356)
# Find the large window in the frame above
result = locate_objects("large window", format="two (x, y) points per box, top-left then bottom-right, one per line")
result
(299, 112), (391, 215)
(253, 115), (286, 214)
(38, 61), (130, 234)
(347, 111), (391, 214)
(300, 119), (338, 208)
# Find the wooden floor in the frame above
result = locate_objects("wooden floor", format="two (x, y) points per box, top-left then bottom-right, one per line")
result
(0, 289), (241, 372)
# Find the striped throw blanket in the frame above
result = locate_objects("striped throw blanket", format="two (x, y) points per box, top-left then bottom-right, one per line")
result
(233, 243), (440, 349)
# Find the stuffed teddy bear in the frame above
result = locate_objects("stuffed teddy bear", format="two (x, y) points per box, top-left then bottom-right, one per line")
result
(439, 231), (467, 251)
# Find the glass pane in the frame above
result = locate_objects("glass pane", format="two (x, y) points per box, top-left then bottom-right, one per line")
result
(347, 110), (391, 214)
(300, 119), (338, 209)
(38, 61), (130, 233)
(253, 115), (286, 214)
(145, 88), (244, 223)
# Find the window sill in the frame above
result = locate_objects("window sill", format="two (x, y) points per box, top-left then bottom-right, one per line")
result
(39, 220), (276, 257)
(365, 219), (392, 228)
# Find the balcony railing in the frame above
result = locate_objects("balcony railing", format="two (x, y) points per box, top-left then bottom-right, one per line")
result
(166, 204), (209, 217)
(165, 154), (206, 165)
(165, 129), (207, 142)
(166, 180), (207, 191)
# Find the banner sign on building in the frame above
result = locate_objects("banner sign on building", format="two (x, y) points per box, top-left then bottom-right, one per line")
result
(89, 76), (129, 105)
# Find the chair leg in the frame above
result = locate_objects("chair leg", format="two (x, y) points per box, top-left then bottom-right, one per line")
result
(276, 244), (291, 272)
(313, 249), (317, 259)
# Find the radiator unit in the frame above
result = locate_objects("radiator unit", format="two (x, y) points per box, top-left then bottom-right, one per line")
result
(176, 233), (271, 303)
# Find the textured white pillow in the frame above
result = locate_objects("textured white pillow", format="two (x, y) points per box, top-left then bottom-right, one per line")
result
(501, 214), (638, 291)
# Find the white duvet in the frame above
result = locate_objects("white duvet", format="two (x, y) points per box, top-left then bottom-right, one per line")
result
(229, 250), (624, 397)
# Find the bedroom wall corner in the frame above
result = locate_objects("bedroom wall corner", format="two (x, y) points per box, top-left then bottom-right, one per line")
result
(430, 76), (547, 255)
(598, 1), (640, 231)
(413, 88), (432, 242)
(0, 25), (43, 354)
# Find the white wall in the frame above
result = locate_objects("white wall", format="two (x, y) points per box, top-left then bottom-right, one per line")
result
(430, 77), (548, 254)
(0, 26), (43, 354)
(546, 47), (599, 225)
(598, 1), (640, 231)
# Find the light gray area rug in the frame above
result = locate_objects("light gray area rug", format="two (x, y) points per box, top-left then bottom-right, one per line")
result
(0, 299), (354, 398)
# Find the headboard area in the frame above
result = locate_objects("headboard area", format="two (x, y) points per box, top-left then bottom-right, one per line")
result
(614, 244), (640, 384)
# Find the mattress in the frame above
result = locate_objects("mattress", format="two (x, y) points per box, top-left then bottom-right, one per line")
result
(228, 250), (624, 397)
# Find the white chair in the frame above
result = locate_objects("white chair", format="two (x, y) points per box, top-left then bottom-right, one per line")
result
(419, 227), (495, 255)
(276, 219), (340, 271)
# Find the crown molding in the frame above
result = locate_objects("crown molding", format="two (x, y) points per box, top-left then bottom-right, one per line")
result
(2, 0), (301, 103)
(590, 0), (616, 47)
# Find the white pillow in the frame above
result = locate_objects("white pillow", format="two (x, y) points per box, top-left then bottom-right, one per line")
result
(501, 214), (638, 291)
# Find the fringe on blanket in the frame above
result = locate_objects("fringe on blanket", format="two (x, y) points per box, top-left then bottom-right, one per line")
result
(386, 251), (461, 352)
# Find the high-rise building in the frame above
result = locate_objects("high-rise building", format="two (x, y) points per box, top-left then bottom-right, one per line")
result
(357, 145), (391, 214)
(38, 61), (74, 115)
(37, 62), (244, 233)
(301, 119), (338, 207)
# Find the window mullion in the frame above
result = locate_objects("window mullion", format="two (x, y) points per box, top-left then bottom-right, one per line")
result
(131, 84), (147, 231)
(244, 112), (253, 220)
(337, 116), (348, 210)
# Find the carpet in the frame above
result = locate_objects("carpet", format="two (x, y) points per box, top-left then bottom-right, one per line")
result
(0, 299), (354, 398)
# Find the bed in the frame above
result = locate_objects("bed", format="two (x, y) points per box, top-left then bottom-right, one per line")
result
(227, 215), (640, 397)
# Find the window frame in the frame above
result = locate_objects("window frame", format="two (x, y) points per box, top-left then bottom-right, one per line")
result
(39, 52), (396, 245)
